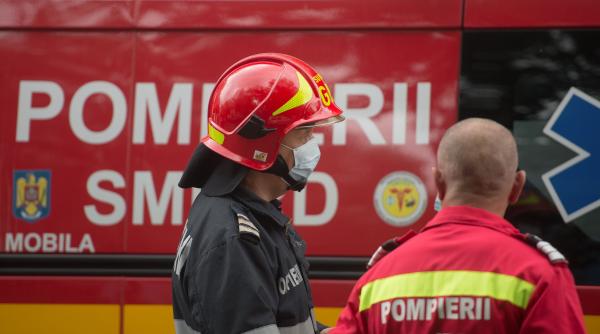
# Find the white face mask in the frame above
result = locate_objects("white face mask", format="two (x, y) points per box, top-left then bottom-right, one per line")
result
(281, 138), (321, 184)
(434, 194), (442, 211)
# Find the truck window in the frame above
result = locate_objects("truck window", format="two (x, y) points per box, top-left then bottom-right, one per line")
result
(460, 29), (600, 285)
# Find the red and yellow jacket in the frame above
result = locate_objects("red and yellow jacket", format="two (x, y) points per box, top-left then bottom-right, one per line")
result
(332, 206), (586, 334)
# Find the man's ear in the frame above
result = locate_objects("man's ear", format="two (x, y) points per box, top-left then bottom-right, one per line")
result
(508, 170), (527, 204)
(433, 167), (446, 200)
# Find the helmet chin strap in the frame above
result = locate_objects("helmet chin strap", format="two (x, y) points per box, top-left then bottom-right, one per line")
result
(265, 155), (306, 192)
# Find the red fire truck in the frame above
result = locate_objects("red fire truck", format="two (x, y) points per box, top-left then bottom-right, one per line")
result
(1, 0), (599, 333)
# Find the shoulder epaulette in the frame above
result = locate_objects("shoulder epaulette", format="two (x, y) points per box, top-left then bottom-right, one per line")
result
(524, 233), (567, 264)
(237, 213), (260, 244)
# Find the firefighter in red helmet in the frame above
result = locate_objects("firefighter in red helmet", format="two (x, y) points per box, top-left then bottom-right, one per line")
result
(172, 53), (344, 334)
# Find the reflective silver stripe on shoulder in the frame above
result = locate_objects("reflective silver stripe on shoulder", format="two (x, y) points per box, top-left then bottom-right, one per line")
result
(279, 316), (316, 334)
(525, 233), (567, 264)
(238, 213), (260, 239)
(174, 319), (201, 334)
(241, 324), (279, 334)
(537, 241), (567, 263)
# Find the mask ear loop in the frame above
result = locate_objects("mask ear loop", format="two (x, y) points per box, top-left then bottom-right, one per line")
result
(280, 143), (295, 151)
(267, 134), (318, 192)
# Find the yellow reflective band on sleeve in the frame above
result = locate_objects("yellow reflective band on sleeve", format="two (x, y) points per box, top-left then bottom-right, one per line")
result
(208, 124), (225, 144)
(272, 71), (313, 116)
(359, 270), (535, 312)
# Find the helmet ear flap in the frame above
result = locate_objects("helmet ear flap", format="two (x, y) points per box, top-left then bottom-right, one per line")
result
(238, 115), (276, 139)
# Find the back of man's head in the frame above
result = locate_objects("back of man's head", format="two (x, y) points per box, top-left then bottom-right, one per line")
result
(436, 118), (524, 212)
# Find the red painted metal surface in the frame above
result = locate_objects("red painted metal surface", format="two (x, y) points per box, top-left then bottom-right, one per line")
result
(0, 0), (135, 29)
(464, 0), (600, 28)
(311, 279), (355, 307)
(0, 276), (124, 303)
(136, 0), (462, 29)
(0, 0), (462, 30)
(1, 276), (598, 316)
(1, 31), (133, 253)
(7, 0), (600, 30)
(0, 276), (355, 308)
(1, 30), (460, 256)
(125, 277), (172, 304)
(0, 1), (598, 326)
(577, 285), (600, 315)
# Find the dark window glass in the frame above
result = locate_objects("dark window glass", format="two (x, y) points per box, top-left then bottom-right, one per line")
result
(460, 30), (600, 285)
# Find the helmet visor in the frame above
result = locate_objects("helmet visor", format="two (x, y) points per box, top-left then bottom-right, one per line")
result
(294, 115), (345, 129)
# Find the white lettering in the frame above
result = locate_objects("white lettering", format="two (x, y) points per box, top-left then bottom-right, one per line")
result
(293, 172), (338, 226)
(446, 297), (459, 320)
(392, 83), (407, 145)
(5, 233), (24, 252)
(425, 298), (437, 320)
(5, 233), (95, 253)
(277, 265), (303, 295)
(278, 277), (287, 295)
(16, 81), (432, 147)
(66, 234), (78, 253)
(85, 170), (126, 226)
(70, 81), (127, 144)
(133, 171), (183, 225)
(59, 234), (64, 252)
(290, 266), (301, 285)
(16, 80), (64, 142)
(333, 83), (385, 145)
(484, 297), (491, 320)
(381, 301), (391, 324)
(65, 234), (74, 252)
(459, 297), (475, 320)
(25, 233), (41, 252)
(286, 275), (294, 290)
(406, 298), (425, 320)
(380, 297), (491, 323)
(133, 83), (193, 145)
(416, 82), (431, 144)
(65, 234), (77, 253)
(80, 234), (95, 253)
(42, 233), (57, 252)
(391, 299), (405, 321)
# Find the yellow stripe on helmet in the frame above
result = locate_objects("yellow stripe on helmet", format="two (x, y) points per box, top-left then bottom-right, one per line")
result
(359, 270), (535, 312)
(272, 71), (314, 116)
(208, 124), (225, 144)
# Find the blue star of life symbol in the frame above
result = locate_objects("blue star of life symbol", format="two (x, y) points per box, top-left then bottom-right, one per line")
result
(542, 87), (600, 223)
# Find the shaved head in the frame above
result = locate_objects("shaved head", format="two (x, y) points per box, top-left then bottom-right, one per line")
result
(437, 118), (519, 199)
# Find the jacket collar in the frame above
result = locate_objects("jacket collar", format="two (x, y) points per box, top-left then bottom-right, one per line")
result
(230, 186), (289, 227)
(422, 205), (520, 237)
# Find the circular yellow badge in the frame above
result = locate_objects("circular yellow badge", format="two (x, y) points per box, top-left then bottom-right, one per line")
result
(374, 172), (427, 226)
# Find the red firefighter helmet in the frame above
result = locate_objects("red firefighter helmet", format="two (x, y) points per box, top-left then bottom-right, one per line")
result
(203, 53), (344, 171)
